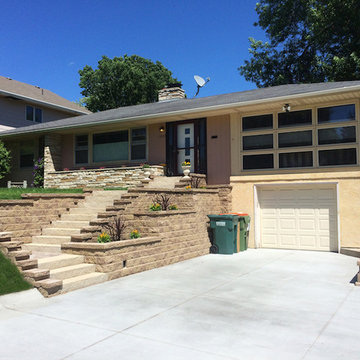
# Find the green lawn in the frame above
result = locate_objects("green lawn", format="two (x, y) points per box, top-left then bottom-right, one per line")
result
(0, 251), (33, 296)
(0, 188), (83, 200)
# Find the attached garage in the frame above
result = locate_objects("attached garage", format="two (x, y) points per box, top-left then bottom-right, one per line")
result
(256, 184), (338, 252)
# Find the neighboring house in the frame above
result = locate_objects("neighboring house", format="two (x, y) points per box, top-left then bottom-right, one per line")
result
(1, 81), (360, 253)
(0, 75), (91, 181)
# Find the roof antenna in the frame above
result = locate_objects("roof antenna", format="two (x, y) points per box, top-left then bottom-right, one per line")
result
(194, 75), (210, 97)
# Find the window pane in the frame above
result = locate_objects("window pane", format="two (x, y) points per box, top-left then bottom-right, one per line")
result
(75, 150), (88, 164)
(243, 134), (273, 150)
(242, 114), (273, 131)
(131, 144), (146, 160)
(318, 104), (355, 123)
(76, 135), (88, 147)
(20, 141), (34, 167)
(243, 154), (273, 170)
(278, 110), (312, 127)
(318, 126), (356, 145)
(319, 148), (356, 166)
(26, 106), (33, 121)
(93, 131), (128, 162)
(35, 108), (42, 123)
(279, 130), (312, 148)
(279, 151), (313, 168)
(131, 128), (146, 160)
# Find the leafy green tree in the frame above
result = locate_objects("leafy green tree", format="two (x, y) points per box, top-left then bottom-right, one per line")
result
(239, 0), (360, 87)
(0, 141), (11, 180)
(79, 55), (178, 112)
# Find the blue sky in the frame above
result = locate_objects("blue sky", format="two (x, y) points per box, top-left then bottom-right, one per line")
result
(1, 0), (266, 103)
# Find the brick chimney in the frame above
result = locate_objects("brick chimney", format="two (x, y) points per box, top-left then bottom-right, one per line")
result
(158, 83), (185, 101)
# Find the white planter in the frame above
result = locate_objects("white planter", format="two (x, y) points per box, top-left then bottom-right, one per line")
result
(182, 166), (191, 179)
(144, 171), (151, 180)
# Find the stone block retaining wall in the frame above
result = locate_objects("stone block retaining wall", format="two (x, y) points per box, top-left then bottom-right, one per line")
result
(62, 186), (232, 280)
(0, 194), (86, 243)
(45, 166), (164, 189)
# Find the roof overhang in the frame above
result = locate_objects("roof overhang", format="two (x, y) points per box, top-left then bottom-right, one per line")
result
(2, 84), (360, 139)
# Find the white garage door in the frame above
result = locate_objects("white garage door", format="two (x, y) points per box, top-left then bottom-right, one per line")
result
(259, 185), (338, 251)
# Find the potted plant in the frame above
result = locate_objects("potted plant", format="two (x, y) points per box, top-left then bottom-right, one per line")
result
(181, 161), (191, 179)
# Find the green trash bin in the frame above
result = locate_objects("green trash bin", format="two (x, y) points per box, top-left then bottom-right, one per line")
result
(207, 214), (238, 254)
(219, 213), (251, 252)
(239, 215), (251, 251)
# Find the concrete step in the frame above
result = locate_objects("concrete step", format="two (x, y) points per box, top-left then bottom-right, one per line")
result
(23, 243), (61, 254)
(38, 254), (85, 270)
(42, 228), (81, 236)
(32, 235), (71, 244)
(51, 220), (89, 228)
(106, 206), (125, 212)
(61, 272), (108, 294)
(50, 263), (96, 280)
(61, 213), (96, 221)
(0, 240), (23, 251)
(69, 208), (102, 215)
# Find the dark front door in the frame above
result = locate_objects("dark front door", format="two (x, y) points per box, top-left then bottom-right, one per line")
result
(166, 119), (207, 176)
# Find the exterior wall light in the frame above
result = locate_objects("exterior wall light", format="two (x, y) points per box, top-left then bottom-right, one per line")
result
(159, 126), (165, 133)
(282, 103), (291, 112)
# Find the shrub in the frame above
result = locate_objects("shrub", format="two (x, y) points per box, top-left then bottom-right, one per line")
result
(130, 229), (141, 239)
(103, 216), (126, 242)
(169, 205), (178, 210)
(0, 141), (11, 180)
(33, 157), (44, 187)
(97, 232), (111, 243)
(153, 194), (173, 210)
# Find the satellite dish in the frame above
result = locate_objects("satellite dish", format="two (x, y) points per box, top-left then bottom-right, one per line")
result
(194, 75), (210, 97)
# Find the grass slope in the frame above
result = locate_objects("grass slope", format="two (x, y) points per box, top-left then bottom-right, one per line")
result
(0, 252), (33, 295)
(0, 188), (83, 200)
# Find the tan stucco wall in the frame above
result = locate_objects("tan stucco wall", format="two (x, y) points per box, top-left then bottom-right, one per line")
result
(207, 115), (231, 185)
(148, 124), (166, 165)
(231, 169), (360, 249)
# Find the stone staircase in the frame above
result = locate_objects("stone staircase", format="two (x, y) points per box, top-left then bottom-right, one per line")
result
(19, 190), (126, 296)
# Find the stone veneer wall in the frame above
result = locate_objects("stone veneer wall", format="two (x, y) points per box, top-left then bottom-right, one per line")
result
(0, 194), (86, 243)
(44, 134), (62, 188)
(45, 166), (164, 189)
(62, 186), (232, 280)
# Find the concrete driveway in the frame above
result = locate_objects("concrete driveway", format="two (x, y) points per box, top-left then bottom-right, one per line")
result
(0, 249), (359, 360)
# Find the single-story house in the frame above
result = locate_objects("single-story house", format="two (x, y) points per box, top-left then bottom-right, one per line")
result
(1, 81), (360, 253)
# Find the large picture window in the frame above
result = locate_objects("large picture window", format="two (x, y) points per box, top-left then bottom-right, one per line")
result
(243, 134), (273, 150)
(242, 114), (273, 131)
(318, 104), (355, 124)
(278, 109), (312, 127)
(93, 131), (129, 162)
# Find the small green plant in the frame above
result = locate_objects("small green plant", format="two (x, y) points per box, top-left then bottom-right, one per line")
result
(181, 161), (190, 167)
(0, 141), (11, 180)
(97, 232), (111, 243)
(169, 205), (178, 210)
(130, 229), (141, 239)
(150, 202), (162, 211)
(33, 157), (44, 187)
(142, 163), (150, 168)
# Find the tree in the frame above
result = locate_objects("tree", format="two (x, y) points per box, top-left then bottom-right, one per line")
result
(239, 0), (360, 87)
(79, 55), (178, 112)
(0, 141), (11, 180)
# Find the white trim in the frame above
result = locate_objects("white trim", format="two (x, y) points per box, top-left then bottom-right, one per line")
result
(336, 182), (341, 253)
(0, 90), (89, 115)
(254, 185), (261, 248)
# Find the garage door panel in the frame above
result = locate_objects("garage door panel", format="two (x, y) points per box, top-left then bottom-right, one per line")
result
(280, 234), (297, 246)
(260, 185), (337, 251)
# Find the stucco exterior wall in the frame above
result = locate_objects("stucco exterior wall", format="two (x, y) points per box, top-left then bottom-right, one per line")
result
(231, 169), (360, 249)
(0, 97), (74, 129)
(148, 124), (166, 165)
(206, 115), (231, 185)
(61, 134), (73, 169)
